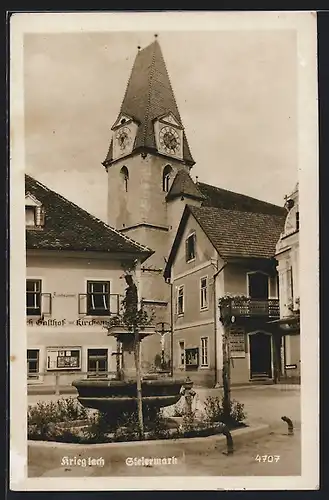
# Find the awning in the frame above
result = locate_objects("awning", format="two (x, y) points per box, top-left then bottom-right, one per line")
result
(267, 316), (300, 334)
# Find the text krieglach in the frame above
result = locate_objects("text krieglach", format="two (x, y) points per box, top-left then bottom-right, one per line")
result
(61, 456), (105, 468)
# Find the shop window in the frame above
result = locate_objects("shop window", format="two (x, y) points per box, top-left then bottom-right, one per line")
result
(87, 349), (108, 377)
(185, 348), (199, 369)
(47, 348), (81, 370)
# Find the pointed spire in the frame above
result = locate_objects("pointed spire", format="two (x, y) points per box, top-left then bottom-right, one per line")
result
(104, 39), (195, 166)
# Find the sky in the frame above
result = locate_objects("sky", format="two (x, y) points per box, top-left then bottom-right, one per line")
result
(24, 29), (298, 222)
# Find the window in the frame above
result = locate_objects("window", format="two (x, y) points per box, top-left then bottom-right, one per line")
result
(185, 348), (199, 368)
(200, 337), (209, 367)
(185, 233), (196, 262)
(26, 279), (42, 316)
(25, 204), (45, 228)
(296, 211), (300, 231)
(25, 206), (35, 226)
(87, 349), (108, 377)
(200, 276), (208, 310)
(248, 272), (269, 300)
(120, 166), (129, 192)
(27, 349), (39, 379)
(87, 281), (110, 315)
(47, 348), (81, 370)
(162, 165), (172, 192)
(178, 341), (185, 367)
(176, 285), (184, 315)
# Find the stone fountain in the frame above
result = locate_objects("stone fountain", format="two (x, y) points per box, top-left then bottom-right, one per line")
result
(72, 273), (189, 419)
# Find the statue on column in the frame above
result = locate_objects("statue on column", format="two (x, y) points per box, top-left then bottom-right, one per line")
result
(123, 274), (138, 316)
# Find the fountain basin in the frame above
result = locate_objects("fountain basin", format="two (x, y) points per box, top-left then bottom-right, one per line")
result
(72, 378), (186, 414)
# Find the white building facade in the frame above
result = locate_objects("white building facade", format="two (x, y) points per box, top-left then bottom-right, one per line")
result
(25, 174), (153, 390)
(275, 184), (300, 381)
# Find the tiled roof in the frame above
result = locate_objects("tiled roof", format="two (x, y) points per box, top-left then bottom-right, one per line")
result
(25, 174), (154, 258)
(104, 40), (194, 166)
(166, 169), (206, 201)
(189, 205), (285, 259)
(198, 182), (286, 216)
(164, 204), (285, 278)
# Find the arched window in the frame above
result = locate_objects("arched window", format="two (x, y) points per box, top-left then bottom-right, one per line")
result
(162, 165), (172, 192)
(120, 166), (129, 192)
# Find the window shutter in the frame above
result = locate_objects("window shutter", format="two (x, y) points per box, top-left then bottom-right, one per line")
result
(39, 207), (45, 226)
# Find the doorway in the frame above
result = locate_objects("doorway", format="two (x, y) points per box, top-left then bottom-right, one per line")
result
(249, 332), (272, 379)
(248, 272), (269, 299)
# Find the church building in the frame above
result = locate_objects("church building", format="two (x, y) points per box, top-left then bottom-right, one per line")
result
(101, 37), (292, 386)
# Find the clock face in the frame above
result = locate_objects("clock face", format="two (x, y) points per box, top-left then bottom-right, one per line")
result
(116, 127), (131, 150)
(159, 126), (181, 155)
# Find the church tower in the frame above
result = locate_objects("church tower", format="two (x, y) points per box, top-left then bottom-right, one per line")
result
(102, 37), (200, 319)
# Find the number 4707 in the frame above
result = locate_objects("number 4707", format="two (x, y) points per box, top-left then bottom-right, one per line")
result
(255, 455), (280, 462)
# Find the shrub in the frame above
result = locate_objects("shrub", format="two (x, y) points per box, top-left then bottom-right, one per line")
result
(203, 396), (246, 427)
(27, 397), (89, 440)
(82, 412), (113, 443)
(146, 409), (170, 440)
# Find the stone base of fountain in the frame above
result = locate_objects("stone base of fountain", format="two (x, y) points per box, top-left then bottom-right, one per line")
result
(72, 377), (186, 414)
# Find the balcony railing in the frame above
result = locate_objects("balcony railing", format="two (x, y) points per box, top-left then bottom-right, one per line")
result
(230, 298), (280, 319)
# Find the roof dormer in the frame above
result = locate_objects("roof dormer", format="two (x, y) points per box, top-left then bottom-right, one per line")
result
(157, 112), (182, 128)
(25, 193), (45, 229)
(111, 113), (136, 131)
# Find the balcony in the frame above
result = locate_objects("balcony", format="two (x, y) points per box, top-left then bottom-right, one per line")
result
(230, 298), (280, 319)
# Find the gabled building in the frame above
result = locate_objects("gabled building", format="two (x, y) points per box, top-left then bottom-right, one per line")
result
(164, 202), (286, 387)
(25, 174), (153, 388)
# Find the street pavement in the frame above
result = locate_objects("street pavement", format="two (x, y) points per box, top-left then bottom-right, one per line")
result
(28, 384), (301, 477)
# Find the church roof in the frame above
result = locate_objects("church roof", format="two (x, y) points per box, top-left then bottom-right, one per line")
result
(197, 182), (286, 216)
(104, 40), (194, 166)
(164, 204), (285, 278)
(166, 169), (206, 201)
(25, 174), (153, 259)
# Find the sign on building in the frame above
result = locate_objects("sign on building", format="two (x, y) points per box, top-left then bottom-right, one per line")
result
(229, 328), (246, 358)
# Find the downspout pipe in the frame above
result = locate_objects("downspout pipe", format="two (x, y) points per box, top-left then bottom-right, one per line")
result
(170, 279), (174, 377)
(213, 262), (227, 387)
